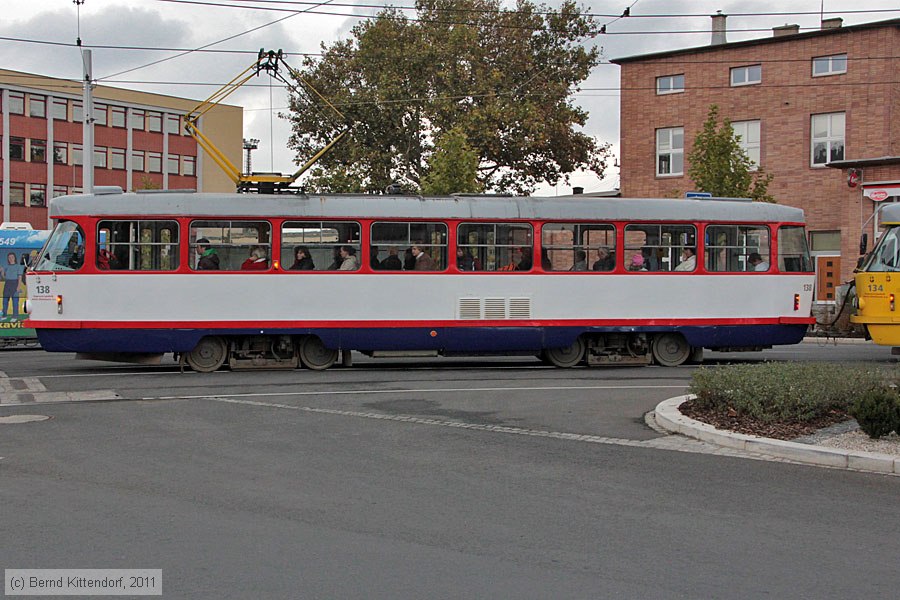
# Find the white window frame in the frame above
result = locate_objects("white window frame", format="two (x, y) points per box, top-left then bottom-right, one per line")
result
(810, 112), (845, 167)
(730, 64), (761, 87)
(656, 74), (684, 95)
(812, 54), (847, 77)
(731, 120), (761, 170)
(656, 127), (684, 176)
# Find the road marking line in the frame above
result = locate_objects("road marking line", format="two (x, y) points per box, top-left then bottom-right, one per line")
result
(202, 396), (783, 462)
(141, 384), (687, 401)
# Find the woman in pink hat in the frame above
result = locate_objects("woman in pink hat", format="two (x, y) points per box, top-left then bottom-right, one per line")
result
(628, 253), (646, 271)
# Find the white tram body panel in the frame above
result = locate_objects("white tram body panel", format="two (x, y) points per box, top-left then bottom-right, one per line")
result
(25, 191), (815, 366)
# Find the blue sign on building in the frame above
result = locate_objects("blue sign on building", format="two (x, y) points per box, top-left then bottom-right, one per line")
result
(685, 192), (713, 198)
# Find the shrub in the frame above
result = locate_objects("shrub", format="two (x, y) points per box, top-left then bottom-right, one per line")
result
(850, 389), (900, 439)
(689, 362), (893, 423)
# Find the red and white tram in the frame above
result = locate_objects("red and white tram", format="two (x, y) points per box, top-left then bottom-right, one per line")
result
(25, 188), (815, 371)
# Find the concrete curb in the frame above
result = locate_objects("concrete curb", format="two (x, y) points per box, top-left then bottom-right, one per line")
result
(801, 336), (871, 345)
(654, 395), (899, 475)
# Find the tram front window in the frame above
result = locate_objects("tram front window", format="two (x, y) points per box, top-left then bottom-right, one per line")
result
(34, 221), (85, 271)
(860, 226), (900, 272)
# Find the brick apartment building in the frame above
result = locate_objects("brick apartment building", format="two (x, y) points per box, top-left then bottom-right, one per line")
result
(613, 16), (900, 307)
(1, 69), (243, 229)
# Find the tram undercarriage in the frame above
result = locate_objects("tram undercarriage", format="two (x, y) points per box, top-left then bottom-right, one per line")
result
(75, 331), (713, 372)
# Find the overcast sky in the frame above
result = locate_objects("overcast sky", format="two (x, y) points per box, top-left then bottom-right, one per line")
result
(2, 0), (896, 194)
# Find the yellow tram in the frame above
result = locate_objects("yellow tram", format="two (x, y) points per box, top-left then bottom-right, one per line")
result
(852, 202), (900, 346)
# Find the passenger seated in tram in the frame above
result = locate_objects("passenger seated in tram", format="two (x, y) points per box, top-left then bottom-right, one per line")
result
(570, 249), (588, 271)
(241, 246), (269, 271)
(674, 247), (696, 272)
(338, 245), (360, 270)
(456, 247), (478, 271)
(327, 246), (343, 270)
(411, 243), (436, 270)
(380, 247), (403, 271)
(516, 248), (532, 271)
(592, 247), (615, 271)
(628, 254), (646, 271)
(289, 246), (315, 271)
(196, 238), (220, 270)
(747, 252), (769, 271)
(97, 249), (113, 270)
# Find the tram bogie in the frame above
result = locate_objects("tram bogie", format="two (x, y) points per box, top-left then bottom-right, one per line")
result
(585, 333), (652, 366)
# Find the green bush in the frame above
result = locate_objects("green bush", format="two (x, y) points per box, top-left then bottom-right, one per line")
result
(689, 362), (894, 423)
(850, 389), (900, 439)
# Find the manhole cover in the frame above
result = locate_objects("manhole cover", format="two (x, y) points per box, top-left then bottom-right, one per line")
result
(0, 415), (51, 424)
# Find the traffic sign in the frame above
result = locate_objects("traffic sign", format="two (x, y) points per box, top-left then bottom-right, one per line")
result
(685, 192), (712, 198)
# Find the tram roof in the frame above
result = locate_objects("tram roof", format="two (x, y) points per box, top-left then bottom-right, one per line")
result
(49, 191), (806, 223)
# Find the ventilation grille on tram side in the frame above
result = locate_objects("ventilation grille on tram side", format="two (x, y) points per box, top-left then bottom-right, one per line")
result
(457, 297), (532, 320)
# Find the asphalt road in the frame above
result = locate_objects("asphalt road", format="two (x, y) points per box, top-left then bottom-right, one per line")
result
(1, 343), (897, 599)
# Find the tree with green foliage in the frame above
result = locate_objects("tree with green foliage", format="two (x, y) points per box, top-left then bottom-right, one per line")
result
(420, 128), (483, 195)
(687, 105), (774, 203)
(286, 0), (609, 194)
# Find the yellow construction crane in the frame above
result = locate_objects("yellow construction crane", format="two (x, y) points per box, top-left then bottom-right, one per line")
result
(184, 50), (349, 193)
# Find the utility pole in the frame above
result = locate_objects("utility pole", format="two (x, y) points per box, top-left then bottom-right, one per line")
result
(75, 0), (94, 194)
(243, 138), (259, 175)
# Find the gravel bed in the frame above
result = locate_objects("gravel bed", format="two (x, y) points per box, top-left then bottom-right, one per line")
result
(817, 431), (900, 457)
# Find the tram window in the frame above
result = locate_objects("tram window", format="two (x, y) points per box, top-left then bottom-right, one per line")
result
(624, 224), (696, 272)
(190, 221), (271, 271)
(542, 223), (616, 271)
(34, 221), (85, 272)
(97, 221), (179, 271)
(457, 223), (532, 272)
(281, 221), (361, 271)
(863, 227), (900, 272)
(778, 226), (813, 272)
(705, 225), (770, 272)
(371, 222), (448, 271)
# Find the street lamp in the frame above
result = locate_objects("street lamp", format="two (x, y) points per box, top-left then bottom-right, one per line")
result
(242, 138), (259, 175)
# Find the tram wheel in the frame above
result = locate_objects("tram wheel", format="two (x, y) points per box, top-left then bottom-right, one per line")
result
(543, 337), (586, 368)
(299, 336), (338, 371)
(651, 333), (691, 367)
(186, 336), (228, 373)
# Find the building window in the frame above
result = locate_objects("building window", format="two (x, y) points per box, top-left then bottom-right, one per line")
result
(53, 185), (68, 198)
(93, 103), (107, 126)
(147, 112), (162, 132)
(53, 142), (68, 165)
(656, 74), (684, 95)
(812, 54), (847, 77)
(731, 120), (761, 168)
(166, 114), (181, 135)
(656, 127), (683, 176)
(183, 156), (196, 176)
(730, 64), (761, 86)
(29, 95), (46, 118)
(129, 109), (145, 131)
(811, 112), (845, 166)
(111, 106), (126, 128)
(94, 146), (108, 169)
(8, 92), (25, 114)
(148, 151), (162, 173)
(30, 139), (47, 163)
(51, 98), (68, 120)
(72, 144), (83, 166)
(29, 184), (46, 207)
(809, 230), (841, 252)
(132, 151), (145, 172)
(9, 137), (25, 161)
(73, 101), (83, 123)
(167, 155), (180, 175)
(10, 182), (25, 206)
(111, 148), (126, 170)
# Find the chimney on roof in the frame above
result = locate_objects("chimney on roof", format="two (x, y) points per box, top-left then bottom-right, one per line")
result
(773, 24), (800, 37)
(711, 11), (727, 45)
(572, 187), (584, 195)
(822, 17), (843, 29)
